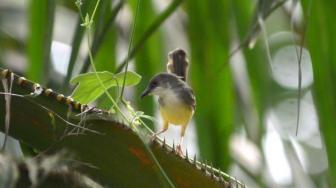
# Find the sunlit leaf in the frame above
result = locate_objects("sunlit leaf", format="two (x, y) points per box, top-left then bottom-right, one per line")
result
(70, 71), (141, 104)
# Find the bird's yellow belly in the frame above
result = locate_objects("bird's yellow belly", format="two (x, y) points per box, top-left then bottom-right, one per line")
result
(160, 104), (193, 126)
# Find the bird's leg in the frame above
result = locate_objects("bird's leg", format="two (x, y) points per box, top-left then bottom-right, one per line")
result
(176, 136), (184, 156)
(151, 121), (169, 142)
(176, 124), (187, 156)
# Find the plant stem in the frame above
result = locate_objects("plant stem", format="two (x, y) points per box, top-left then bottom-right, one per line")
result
(119, 0), (141, 100)
(90, 0), (101, 25)
(78, 1), (124, 75)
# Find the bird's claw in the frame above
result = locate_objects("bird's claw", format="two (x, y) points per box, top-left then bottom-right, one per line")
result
(150, 134), (157, 143)
(176, 145), (183, 156)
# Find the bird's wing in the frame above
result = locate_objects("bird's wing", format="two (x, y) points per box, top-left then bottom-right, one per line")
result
(178, 86), (196, 110)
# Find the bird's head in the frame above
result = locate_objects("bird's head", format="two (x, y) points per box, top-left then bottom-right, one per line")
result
(141, 73), (180, 98)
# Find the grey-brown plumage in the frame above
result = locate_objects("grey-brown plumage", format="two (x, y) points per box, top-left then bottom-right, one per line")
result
(167, 48), (189, 82)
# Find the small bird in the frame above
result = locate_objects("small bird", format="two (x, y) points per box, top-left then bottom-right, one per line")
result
(141, 48), (196, 155)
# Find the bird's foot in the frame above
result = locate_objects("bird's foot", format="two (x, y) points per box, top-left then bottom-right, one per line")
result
(150, 133), (159, 143)
(176, 145), (183, 156)
(150, 135), (156, 143)
(149, 129), (167, 143)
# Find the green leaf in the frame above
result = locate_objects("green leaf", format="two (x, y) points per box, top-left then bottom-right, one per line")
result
(302, 0), (336, 186)
(70, 71), (141, 104)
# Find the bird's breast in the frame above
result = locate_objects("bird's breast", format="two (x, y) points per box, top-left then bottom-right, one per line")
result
(159, 93), (193, 126)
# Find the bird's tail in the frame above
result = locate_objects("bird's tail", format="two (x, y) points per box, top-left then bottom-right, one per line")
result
(167, 48), (189, 82)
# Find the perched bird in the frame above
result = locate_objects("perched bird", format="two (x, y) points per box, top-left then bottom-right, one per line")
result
(141, 48), (196, 155)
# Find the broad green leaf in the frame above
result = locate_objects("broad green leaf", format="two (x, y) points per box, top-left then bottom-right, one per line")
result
(70, 71), (141, 104)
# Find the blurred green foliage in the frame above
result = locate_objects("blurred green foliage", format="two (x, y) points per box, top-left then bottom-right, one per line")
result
(27, 0), (55, 83)
(130, 0), (163, 130)
(186, 0), (234, 169)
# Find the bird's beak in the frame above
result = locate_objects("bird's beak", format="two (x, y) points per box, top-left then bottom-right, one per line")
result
(141, 88), (151, 99)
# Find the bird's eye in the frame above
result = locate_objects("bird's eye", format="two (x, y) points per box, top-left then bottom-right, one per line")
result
(151, 81), (158, 87)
